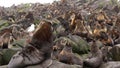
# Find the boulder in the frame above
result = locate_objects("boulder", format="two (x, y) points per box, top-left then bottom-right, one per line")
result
(0, 52), (2, 65)
(68, 34), (90, 54)
(0, 60), (82, 68)
(26, 59), (82, 68)
(10, 39), (27, 48)
(0, 65), (7, 68)
(0, 20), (10, 30)
(109, 44), (120, 61)
(55, 34), (90, 54)
(0, 49), (18, 65)
(100, 61), (120, 68)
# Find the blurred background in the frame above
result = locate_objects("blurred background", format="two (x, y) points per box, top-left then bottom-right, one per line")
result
(0, 0), (59, 7)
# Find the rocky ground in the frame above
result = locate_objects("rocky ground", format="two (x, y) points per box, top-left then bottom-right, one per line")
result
(0, 0), (120, 68)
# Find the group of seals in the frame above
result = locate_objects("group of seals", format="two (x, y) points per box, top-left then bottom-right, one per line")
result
(8, 20), (106, 68)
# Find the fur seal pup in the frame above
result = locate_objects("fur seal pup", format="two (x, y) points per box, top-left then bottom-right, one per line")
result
(83, 41), (103, 68)
(58, 42), (83, 65)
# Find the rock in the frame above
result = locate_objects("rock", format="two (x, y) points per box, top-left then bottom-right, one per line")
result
(0, 60), (82, 68)
(96, 40), (104, 48)
(80, 53), (89, 59)
(0, 20), (10, 30)
(115, 37), (120, 44)
(100, 61), (120, 68)
(55, 34), (90, 54)
(10, 39), (27, 48)
(68, 34), (90, 54)
(26, 59), (82, 68)
(90, 0), (111, 10)
(55, 25), (67, 37)
(0, 52), (2, 65)
(101, 46), (112, 62)
(109, 44), (120, 61)
(56, 25), (65, 34)
(89, 40), (104, 49)
(0, 49), (18, 65)
(17, 19), (32, 29)
(0, 65), (7, 68)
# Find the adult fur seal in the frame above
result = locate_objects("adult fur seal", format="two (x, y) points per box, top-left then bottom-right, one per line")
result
(8, 20), (53, 68)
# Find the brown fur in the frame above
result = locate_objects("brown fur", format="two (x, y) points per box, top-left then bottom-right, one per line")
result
(0, 33), (10, 49)
(58, 42), (83, 65)
(61, 0), (67, 3)
(99, 31), (114, 46)
(52, 40), (66, 60)
(96, 11), (109, 22)
(32, 20), (52, 43)
(69, 13), (84, 32)
(74, 19), (86, 33)
(83, 41), (103, 68)
(25, 12), (34, 21)
(69, 13), (76, 31)
(8, 20), (53, 68)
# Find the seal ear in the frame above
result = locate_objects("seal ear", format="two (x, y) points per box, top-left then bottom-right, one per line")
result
(31, 20), (52, 43)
